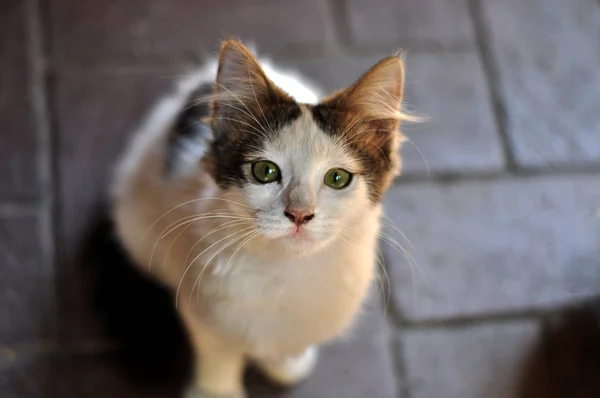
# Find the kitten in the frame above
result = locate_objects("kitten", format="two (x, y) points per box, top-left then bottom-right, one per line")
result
(112, 40), (408, 398)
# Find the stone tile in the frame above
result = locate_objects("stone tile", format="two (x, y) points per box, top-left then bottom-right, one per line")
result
(384, 175), (600, 321)
(0, 0), (26, 59)
(400, 321), (542, 398)
(48, 0), (335, 62)
(401, 52), (504, 174)
(53, 69), (178, 342)
(0, 59), (39, 198)
(0, 353), (180, 398)
(345, 0), (475, 47)
(0, 212), (55, 344)
(247, 292), (398, 398)
(483, 0), (600, 167)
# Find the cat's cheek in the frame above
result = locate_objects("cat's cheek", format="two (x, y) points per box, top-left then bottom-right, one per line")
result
(243, 183), (283, 212)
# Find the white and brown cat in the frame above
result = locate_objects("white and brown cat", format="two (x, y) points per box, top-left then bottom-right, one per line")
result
(112, 40), (409, 398)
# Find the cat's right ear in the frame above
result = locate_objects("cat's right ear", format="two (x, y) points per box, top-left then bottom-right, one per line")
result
(210, 40), (291, 131)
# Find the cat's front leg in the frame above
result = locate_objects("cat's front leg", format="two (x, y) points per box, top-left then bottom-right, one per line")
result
(253, 345), (319, 387)
(178, 304), (246, 398)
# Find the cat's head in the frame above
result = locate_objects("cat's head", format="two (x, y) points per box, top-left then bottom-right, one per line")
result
(203, 40), (409, 255)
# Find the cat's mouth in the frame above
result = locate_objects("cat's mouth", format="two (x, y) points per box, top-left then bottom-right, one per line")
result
(287, 226), (308, 240)
(280, 224), (317, 244)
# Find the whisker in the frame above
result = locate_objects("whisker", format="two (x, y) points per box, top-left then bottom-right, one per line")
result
(378, 232), (418, 271)
(138, 197), (258, 244)
(378, 233), (428, 301)
(356, 127), (430, 177)
(190, 228), (258, 302)
(337, 230), (390, 317)
(216, 82), (272, 139)
(219, 229), (261, 292)
(163, 218), (252, 274)
(346, 138), (391, 170)
(148, 213), (255, 270)
(375, 246), (391, 316)
(162, 214), (255, 238)
(380, 216), (415, 251)
(403, 136), (430, 176)
(331, 114), (366, 148)
(247, 65), (276, 137)
(211, 117), (267, 139)
(175, 226), (256, 307)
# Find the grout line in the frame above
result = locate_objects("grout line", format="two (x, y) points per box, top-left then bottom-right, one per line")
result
(394, 163), (600, 187)
(0, 202), (40, 217)
(468, 0), (517, 172)
(25, 0), (59, 341)
(0, 340), (120, 367)
(391, 333), (413, 398)
(387, 302), (600, 330)
(378, 245), (412, 398)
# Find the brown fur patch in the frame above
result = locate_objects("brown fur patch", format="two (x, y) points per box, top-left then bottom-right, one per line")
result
(204, 40), (301, 188)
(312, 56), (407, 202)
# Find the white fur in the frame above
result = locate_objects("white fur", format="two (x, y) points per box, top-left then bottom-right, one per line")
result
(112, 55), (382, 397)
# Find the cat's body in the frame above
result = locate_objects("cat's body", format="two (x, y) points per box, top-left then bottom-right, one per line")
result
(112, 41), (408, 398)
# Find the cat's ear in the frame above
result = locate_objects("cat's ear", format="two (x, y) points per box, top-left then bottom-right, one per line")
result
(211, 40), (291, 126)
(323, 56), (406, 124)
(320, 56), (409, 183)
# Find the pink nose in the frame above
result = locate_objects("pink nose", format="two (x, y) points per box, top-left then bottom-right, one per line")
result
(284, 209), (315, 226)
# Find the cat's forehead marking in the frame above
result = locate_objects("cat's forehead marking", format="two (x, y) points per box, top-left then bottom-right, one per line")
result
(261, 108), (360, 171)
(308, 104), (401, 202)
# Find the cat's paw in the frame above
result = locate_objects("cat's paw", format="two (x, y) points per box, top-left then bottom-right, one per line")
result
(184, 385), (246, 398)
(255, 346), (319, 387)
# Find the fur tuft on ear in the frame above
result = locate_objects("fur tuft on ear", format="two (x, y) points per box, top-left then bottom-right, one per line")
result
(215, 39), (271, 102)
(315, 55), (418, 193)
(323, 56), (417, 123)
(208, 39), (298, 137)
(348, 57), (404, 120)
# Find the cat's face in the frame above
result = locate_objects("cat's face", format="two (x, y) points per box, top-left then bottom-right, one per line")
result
(227, 113), (373, 253)
(204, 40), (407, 255)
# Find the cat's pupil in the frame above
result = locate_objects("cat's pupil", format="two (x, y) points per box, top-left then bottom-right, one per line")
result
(334, 173), (340, 182)
(264, 166), (271, 175)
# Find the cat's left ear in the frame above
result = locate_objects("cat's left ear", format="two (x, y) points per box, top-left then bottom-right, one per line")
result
(323, 56), (406, 127)
(210, 39), (294, 132)
(321, 56), (408, 178)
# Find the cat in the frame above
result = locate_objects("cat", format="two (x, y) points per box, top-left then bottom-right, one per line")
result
(111, 39), (410, 398)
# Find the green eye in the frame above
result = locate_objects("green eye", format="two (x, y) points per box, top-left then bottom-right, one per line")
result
(252, 160), (280, 183)
(324, 168), (352, 189)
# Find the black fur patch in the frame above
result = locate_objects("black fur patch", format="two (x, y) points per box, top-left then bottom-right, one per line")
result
(311, 104), (345, 138)
(165, 83), (214, 175)
(206, 102), (302, 188)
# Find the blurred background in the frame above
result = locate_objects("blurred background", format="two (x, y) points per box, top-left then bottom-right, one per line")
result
(1, 0), (600, 397)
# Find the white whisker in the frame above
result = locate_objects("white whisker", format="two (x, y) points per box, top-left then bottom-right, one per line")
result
(138, 197), (258, 245)
(175, 226), (256, 307)
(163, 218), (252, 274)
(148, 213), (255, 270)
(190, 228), (259, 302)
(219, 230), (261, 292)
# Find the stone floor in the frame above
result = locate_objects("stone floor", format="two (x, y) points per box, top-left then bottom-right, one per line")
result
(2, 0), (600, 397)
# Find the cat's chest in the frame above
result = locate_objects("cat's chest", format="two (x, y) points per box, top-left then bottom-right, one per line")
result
(214, 252), (359, 307)
(209, 248), (374, 356)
